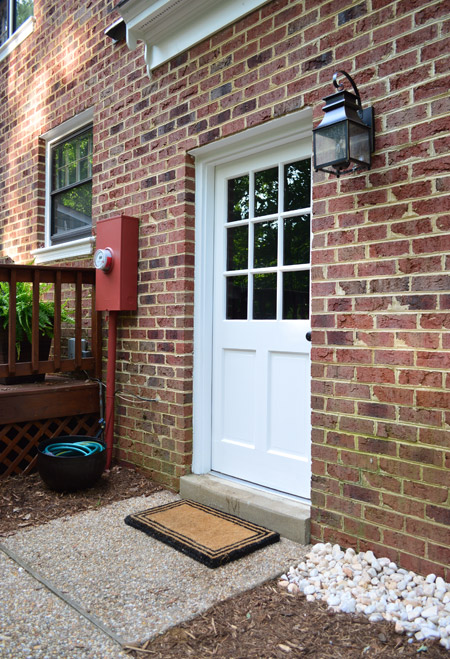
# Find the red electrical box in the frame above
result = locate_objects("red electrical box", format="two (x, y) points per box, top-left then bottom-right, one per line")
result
(94, 214), (139, 311)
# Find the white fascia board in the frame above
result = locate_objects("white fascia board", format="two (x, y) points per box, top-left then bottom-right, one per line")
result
(118, 0), (269, 73)
(31, 237), (95, 264)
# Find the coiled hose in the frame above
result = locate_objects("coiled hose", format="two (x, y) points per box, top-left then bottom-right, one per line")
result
(42, 441), (105, 458)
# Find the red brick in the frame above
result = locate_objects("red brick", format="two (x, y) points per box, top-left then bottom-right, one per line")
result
(374, 349), (414, 366)
(406, 518), (450, 546)
(399, 406), (442, 427)
(365, 506), (404, 531)
(417, 390), (450, 410)
(358, 436), (396, 457)
(358, 402), (396, 420)
(326, 431), (356, 449)
(384, 530), (426, 557)
(377, 421), (417, 443)
(418, 427), (450, 448)
(356, 367), (395, 384)
(427, 544), (450, 571)
(426, 504), (450, 527)
(422, 467), (449, 488)
(362, 471), (401, 493)
(382, 493), (425, 520)
(326, 494), (362, 518)
(344, 516), (381, 542)
(404, 481), (450, 506)
(379, 457), (421, 481)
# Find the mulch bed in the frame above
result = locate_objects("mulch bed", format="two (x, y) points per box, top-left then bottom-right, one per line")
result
(123, 582), (448, 658)
(0, 466), (162, 537)
(1, 469), (447, 658)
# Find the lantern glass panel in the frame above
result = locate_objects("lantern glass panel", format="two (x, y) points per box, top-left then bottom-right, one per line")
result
(349, 121), (370, 167)
(314, 121), (348, 168)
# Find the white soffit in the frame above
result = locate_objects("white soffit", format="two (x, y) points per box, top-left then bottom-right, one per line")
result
(117, 0), (269, 74)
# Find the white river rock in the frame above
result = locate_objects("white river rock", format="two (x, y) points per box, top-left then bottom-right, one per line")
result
(279, 542), (450, 650)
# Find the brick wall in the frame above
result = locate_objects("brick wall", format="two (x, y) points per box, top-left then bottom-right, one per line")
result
(0, 0), (448, 575)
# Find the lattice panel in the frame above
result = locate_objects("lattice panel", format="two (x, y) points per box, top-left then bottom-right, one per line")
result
(0, 415), (100, 478)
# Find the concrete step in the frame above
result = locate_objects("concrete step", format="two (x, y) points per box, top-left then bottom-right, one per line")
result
(179, 474), (310, 545)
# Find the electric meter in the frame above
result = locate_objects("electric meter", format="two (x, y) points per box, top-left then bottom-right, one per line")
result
(94, 247), (113, 273)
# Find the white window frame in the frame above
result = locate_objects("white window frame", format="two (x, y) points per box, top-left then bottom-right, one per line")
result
(0, 1), (34, 63)
(32, 108), (95, 264)
(189, 108), (312, 474)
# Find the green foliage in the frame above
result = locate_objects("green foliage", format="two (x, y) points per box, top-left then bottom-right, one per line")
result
(0, 281), (74, 353)
(16, 0), (33, 29)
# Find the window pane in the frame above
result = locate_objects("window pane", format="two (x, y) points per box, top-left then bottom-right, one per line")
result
(283, 271), (310, 320)
(254, 220), (277, 269)
(51, 181), (92, 242)
(68, 162), (77, 185)
(227, 176), (249, 222)
(15, 0), (33, 30)
(57, 167), (66, 189)
(255, 167), (278, 217)
(79, 157), (89, 181)
(227, 225), (248, 271)
(226, 276), (247, 319)
(284, 215), (310, 266)
(52, 128), (93, 193)
(284, 159), (311, 211)
(0, 0), (9, 45)
(253, 273), (276, 319)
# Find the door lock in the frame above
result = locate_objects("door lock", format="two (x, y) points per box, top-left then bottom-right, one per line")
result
(306, 331), (312, 342)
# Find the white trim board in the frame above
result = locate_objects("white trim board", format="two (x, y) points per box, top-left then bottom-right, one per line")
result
(118, 0), (269, 74)
(190, 108), (312, 475)
(32, 108), (95, 262)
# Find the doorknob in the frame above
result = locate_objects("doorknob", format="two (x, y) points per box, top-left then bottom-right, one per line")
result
(306, 331), (312, 342)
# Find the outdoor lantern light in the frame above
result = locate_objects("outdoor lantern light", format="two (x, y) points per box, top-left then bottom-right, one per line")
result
(313, 70), (374, 177)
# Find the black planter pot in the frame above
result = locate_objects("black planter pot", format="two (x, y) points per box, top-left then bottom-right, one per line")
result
(0, 328), (52, 385)
(37, 435), (106, 492)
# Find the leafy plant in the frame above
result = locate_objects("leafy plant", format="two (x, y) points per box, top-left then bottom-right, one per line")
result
(0, 281), (74, 354)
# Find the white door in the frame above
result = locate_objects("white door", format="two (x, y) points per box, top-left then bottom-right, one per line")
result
(211, 139), (312, 499)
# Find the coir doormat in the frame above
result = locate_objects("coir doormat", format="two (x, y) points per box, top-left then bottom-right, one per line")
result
(124, 499), (280, 568)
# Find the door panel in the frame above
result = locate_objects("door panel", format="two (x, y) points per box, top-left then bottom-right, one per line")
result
(211, 139), (312, 499)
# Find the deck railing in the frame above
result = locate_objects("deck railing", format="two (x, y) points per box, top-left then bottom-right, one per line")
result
(0, 264), (102, 381)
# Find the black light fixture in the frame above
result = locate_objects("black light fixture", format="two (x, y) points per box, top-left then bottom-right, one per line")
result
(313, 70), (374, 177)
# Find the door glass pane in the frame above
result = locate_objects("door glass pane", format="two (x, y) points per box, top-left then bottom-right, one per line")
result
(284, 215), (310, 266)
(227, 225), (248, 271)
(227, 176), (249, 222)
(283, 271), (310, 320)
(254, 220), (277, 269)
(255, 167), (278, 217)
(284, 159), (311, 211)
(226, 276), (248, 319)
(253, 273), (276, 319)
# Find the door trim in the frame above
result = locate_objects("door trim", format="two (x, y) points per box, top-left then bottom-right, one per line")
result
(190, 108), (313, 475)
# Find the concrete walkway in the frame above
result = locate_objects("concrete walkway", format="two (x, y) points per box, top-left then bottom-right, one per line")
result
(0, 490), (306, 658)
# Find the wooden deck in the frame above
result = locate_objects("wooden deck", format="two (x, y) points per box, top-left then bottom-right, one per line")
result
(0, 376), (101, 478)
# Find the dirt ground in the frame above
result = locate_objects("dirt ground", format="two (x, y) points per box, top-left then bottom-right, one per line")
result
(0, 469), (447, 658)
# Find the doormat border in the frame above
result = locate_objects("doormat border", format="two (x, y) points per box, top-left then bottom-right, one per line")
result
(124, 499), (280, 569)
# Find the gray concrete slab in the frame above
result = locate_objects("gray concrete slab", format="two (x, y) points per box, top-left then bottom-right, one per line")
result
(1, 490), (308, 658)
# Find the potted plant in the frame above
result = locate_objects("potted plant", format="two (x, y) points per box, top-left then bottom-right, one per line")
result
(0, 281), (74, 384)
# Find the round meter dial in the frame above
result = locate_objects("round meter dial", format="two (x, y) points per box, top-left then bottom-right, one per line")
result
(94, 248), (113, 272)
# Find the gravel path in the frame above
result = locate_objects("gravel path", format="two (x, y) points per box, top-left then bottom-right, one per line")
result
(1, 490), (305, 658)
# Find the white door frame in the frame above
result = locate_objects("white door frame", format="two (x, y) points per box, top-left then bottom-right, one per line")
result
(190, 108), (313, 475)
